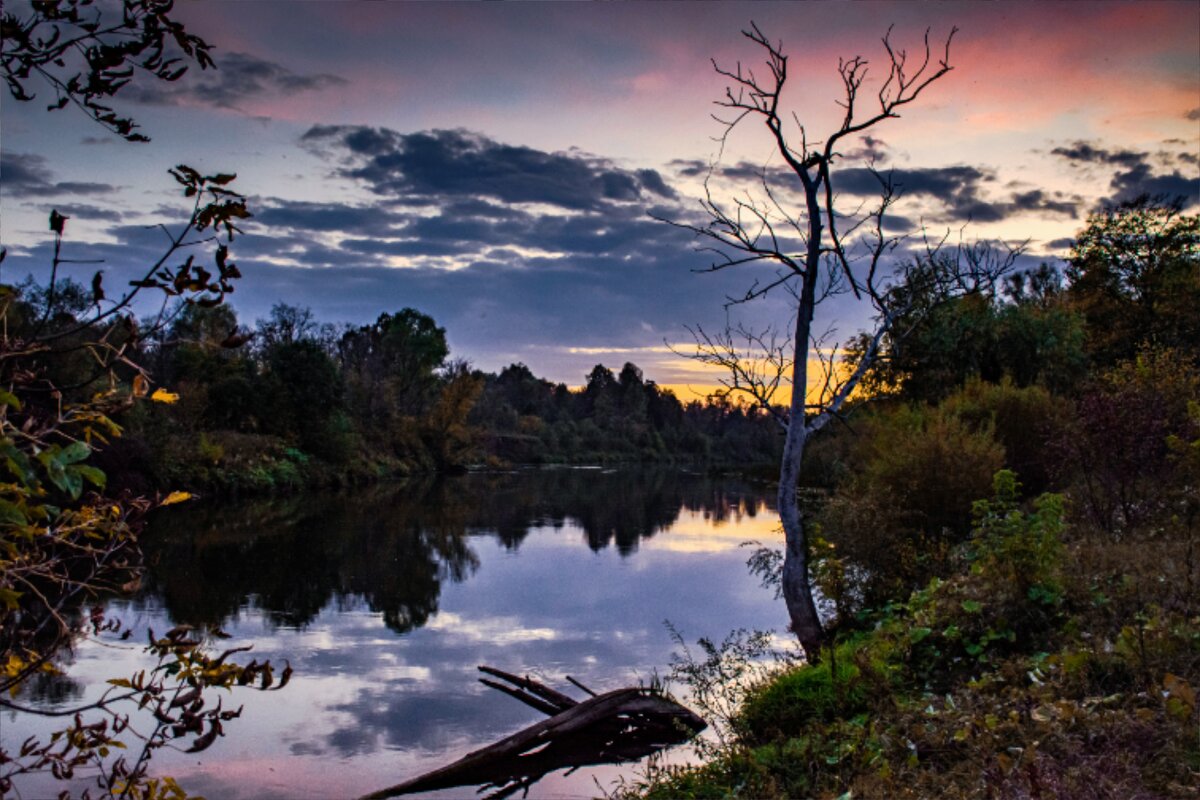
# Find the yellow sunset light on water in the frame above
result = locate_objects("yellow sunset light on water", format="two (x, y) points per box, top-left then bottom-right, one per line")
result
(644, 506), (784, 554)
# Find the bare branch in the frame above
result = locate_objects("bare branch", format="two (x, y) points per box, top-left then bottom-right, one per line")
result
(669, 322), (792, 430)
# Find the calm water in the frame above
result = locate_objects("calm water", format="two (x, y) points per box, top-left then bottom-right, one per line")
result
(4, 469), (791, 799)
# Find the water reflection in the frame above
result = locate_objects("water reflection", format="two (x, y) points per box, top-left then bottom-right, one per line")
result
(142, 469), (772, 634)
(6, 469), (785, 800)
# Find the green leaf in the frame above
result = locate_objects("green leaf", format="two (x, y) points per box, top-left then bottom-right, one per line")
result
(1, 444), (37, 486)
(59, 441), (91, 464)
(909, 626), (933, 644)
(0, 390), (20, 411)
(61, 468), (83, 499)
(75, 465), (107, 488)
(0, 499), (28, 526)
(1027, 584), (1061, 606)
(44, 457), (69, 493)
(961, 599), (983, 614)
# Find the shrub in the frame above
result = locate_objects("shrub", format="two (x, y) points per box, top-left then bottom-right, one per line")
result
(820, 404), (1004, 607)
(736, 638), (869, 739)
(942, 378), (1071, 494)
(1051, 347), (1200, 535)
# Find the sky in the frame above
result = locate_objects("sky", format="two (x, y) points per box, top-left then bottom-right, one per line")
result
(1, 0), (1197, 397)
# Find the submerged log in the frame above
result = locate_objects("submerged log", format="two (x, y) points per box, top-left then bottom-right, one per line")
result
(360, 666), (706, 800)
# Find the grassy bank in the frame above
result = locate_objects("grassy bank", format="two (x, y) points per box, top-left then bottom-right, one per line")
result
(627, 471), (1199, 799)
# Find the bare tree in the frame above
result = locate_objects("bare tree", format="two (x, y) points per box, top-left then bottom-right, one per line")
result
(667, 24), (1021, 660)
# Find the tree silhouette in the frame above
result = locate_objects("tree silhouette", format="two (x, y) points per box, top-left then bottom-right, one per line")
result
(668, 24), (1019, 658)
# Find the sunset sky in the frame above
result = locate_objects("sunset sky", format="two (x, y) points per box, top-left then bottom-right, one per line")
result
(2, 0), (1197, 397)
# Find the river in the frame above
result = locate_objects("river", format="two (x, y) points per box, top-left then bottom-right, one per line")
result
(3, 468), (791, 799)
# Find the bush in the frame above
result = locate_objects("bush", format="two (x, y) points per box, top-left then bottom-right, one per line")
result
(1051, 347), (1200, 535)
(736, 638), (869, 739)
(820, 404), (1004, 607)
(630, 471), (1199, 800)
(942, 378), (1070, 494)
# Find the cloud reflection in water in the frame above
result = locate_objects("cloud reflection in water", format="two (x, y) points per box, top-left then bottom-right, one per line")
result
(7, 469), (789, 799)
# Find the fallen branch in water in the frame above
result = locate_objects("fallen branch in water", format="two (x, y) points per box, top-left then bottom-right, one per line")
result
(360, 665), (706, 800)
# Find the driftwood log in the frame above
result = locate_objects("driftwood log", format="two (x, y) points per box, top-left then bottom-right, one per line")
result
(359, 665), (706, 800)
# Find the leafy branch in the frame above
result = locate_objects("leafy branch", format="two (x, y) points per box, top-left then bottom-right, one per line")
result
(2, 0), (216, 141)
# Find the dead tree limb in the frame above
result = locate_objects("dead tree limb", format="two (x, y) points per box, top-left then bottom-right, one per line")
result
(359, 667), (706, 800)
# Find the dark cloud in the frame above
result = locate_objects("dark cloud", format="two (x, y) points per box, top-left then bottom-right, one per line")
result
(441, 199), (527, 220)
(672, 154), (1081, 223)
(340, 237), (469, 258)
(881, 214), (916, 234)
(1050, 141), (1145, 168)
(636, 168), (676, 198)
(249, 196), (682, 265)
(667, 158), (797, 186)
(1046, 237), (1075, 250)
(1008, 189), (1080, 217)
(846, 134), (889, 162)
(1052, 140), (1200, 209)
(260, 128), (706, 324)
(341, 126), (397, 156)
(836, 165), (992, 198)
(123, 51), (345, 109)
(1, 152), (114, 198)
(669, 160), (1078, 223)
(1108, 162), (1200, 207)
(836, 165), (1080, 222)
(1186, 108), (1200, 121)
(253, 199), (401, 238)
(301, 126), (672, 212)
(718, 161), (787, 183)
(31, 203), (126, 222)
(667, 158), (709, 178)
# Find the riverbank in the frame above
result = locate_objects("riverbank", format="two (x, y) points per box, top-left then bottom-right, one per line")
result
(623, 471), (1199, 799)
(94, 425), (780, 499)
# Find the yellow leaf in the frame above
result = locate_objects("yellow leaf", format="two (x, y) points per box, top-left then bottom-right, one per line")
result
(1031, 705), (1054, 723)
(161, 491), (193, 506)
(1164, 674), (1196, 722)
(150, 388), (180, 404)
(1164, 673), (1196, 713)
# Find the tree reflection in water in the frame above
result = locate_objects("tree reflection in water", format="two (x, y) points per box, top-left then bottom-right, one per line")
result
(141, 469), (773, 634)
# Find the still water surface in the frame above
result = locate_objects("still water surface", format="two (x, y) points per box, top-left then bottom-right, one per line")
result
(5, 469), (790, 799)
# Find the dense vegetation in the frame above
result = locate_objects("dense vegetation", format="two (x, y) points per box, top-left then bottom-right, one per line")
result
(2, 5), (1196, 794)
(623, 195), (1200, 799)
(59, 300), (781, 495)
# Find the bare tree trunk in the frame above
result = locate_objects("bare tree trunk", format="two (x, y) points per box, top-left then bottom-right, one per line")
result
(667, 23), (960, 661)
(779, 174), (826, 663)
(778, 428), (823, 660)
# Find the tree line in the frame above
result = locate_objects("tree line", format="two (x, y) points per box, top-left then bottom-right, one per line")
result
(29, 294), (781, 494)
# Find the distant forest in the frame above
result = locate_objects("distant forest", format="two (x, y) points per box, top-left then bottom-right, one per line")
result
(12, 194), (1196, 501)
(11, 282), (783, 494)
